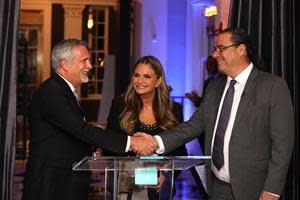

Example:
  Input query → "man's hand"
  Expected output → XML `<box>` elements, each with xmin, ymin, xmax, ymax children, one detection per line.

<box><xmin>259</xmin><ymin>191</ymin><xmax>279</xmax><ymax>200</ymax></box>
<box><xmin>185</xmin><ymin>90</ymin><xmax>201</xmax><ymax>107</ymax></box>
<box><xmin>130</xmin><ymin>132</ymin><xmax>158</xmax><ymax>155</ymax></box>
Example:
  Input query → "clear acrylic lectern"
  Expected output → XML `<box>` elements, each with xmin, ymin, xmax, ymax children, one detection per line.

<box><xmin>73</xmin><ymin>156</ymin><xmax>211</xmax><ymax>200</ymax></box>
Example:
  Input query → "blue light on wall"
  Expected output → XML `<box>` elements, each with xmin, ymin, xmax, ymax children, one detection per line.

<box><xmin>166</xmin><ymin>0</ymin><xmax>186</xmax><ymax>99</ymax></box>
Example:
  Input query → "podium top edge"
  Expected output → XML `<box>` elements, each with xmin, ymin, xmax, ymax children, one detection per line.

<box><xmin>86</xmin><ymin>155</ymin><xmax>212</xmax><ymax>161</ymax></box>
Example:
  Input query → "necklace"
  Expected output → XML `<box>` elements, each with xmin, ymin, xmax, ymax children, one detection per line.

<box><xmin>143</xmin><ymin>105</ymin><xmax>152</xmax><ymax>110</ymax></box>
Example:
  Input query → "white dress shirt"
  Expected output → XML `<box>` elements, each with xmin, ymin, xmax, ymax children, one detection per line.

<box><xmin>211</xmin><ymin>63</ymin><xmax>253</xmax><ymax>182</ymax></box>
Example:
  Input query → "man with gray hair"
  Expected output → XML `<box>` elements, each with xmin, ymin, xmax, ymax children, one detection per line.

<box><xmin>22</xmin><ymin>39</ymin><xmax>156</xmax><ymax>200</ymax></box>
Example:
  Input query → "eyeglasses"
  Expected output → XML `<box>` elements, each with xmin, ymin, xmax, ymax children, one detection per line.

<box><xmin>213</xmin><ymin>43</ymin><xmax>239</xmax><ymax>53</ymax></box>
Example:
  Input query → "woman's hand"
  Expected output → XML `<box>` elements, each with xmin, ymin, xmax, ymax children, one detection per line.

<box><xmin>145</xmin><ymin>175</ymin><xmax>166</xmax><ymax>189</ymax></box>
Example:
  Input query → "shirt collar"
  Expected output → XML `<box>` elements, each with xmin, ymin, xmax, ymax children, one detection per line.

<box><xmin>226</xmin><ymin>62</ymin><xmax>253</xmax><ymax>86</ymax></box>
<box><xmin>56</xmin><ymin>72</ymin><xmax>76</xmax><ymax>93</ymax></box>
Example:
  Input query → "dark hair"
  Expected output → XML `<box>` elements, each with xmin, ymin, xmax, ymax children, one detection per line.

<box><xmin>217</xmin><ymin>28</ymin><xmax>264</xmax><ymax>69</ymax></box>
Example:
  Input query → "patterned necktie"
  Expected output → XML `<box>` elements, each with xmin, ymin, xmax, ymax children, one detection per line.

<box><xmin>212</xmin><ymin>79</ymin><xmax>237</xmax><ymax>170</ymax></box>
<box><xmin>73</xmin><ymin>90</ymin><xmax>80</xmax><ymax>104</ymax></box>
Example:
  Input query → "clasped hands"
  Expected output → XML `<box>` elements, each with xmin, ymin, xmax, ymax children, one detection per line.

<box><xmin>130</xmin><ymin>132</ymin><xmax>158</xmax><ymax>155</ymax></box>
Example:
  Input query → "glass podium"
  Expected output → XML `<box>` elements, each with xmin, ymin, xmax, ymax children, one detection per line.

<box><xmin>73</xmin><ymin>156</ymin><xmax>211</xmax><ymax>200</ymax></box>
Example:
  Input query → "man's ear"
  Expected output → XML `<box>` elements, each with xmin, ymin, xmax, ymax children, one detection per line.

<box><xmin>60</xmin><ymin>59</ymin><xmax>69</xmax><ymax>71</ymax></box>
<box><xmin>238</xmin><ymin>44</ymin><xmax>247</xmax><ymax>57</ymax></box>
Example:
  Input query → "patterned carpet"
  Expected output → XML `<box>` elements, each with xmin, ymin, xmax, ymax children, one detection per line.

<box><xmin>13</xmin><ymin>160</ymin><xmax>207</xmax><ymax>200</ymax></box>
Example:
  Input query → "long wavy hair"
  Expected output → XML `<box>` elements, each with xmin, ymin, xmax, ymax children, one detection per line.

<box><xmin>120</xmin><ymin>55</ymin><xmax>179</xmax><ymax>135</ymax></box>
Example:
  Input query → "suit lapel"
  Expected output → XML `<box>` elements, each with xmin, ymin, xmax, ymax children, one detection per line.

<box><xmin>231</xmin><ymin>67</ymin><xmax>259</xmax><ymax>134</ymax></box>
<box><xmin>52</xmin><ymin>73</ymin><xmax>85</xmax><ymax>118</ymax></box>
<box><xmin>212</xmin><ymin>77</ymin><xmax>227</xmax><ymax>123</ymax></box>
<box><xmin>206</xmin><ymin>76</ymin><xmax>227</xmax><ymax>150</ymax></box>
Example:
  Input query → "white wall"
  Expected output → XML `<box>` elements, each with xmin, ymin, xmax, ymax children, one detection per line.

<box><xmin>140</xmin><ymin>0</ymin><xmax>168</xmax><ymax>69</ymax></box>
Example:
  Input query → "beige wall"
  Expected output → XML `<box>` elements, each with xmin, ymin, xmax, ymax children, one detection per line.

<box><xmin>20</xmin><ymin>0</ymin><xmax>118</xmax><ymax>81</ymax></box>
<box><xmin>21</xmin><ymin>1</ymin><xmax>52</xmax><ymax>81</ymax></box>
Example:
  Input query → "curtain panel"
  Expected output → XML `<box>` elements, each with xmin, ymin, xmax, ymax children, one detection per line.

<box><xmin>0</xmin><ymin>0</ymin><xmax>20</xmax><ymax>199</ymax></box>
<box><xmin>228</xmin><ymin>0</ymin><xmax>299</xmax><ymax>199</ymax></box>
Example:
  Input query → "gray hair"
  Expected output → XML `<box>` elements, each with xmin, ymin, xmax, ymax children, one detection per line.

<box><xmin>51</xmin><ymin>39</ymin><xmax>88</xmax><ymax>69</ymax></box>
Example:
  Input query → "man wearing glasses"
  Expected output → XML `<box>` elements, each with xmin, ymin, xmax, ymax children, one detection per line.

<box><xmin>134</xmin><ymin>28</ymin><xmax>294</xmax><ymax>200</ymax></box>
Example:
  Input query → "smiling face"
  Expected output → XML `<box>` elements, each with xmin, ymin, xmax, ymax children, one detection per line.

<box><xmin>131</xmin><ymin>63</ymin><xmax>161</xmax><ymax>98</ymax></box>
<box><xmin>212</xmin><ymin>33</ymin><xmax>240</xmax><ymax>75</ymax></box>
<box><xmin>61</xmin><ymin>45</ymin><xmax>92</xmax><ymax>88</ymax></box>
<box><xmin>212</xmin><ymin>32</ymin><xmax>250</xmax><ymax>78</ymax></box>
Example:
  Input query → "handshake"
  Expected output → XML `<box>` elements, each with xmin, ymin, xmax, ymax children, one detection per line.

<box><xmin>130</xmin><ymin>132</ymin><xmax>159</xmax><ymax>155</ymax></box>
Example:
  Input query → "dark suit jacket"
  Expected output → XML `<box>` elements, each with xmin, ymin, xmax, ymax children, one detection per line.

<box><xmin>22</xmin><ymin>73</ymin><xmax>128</xmax><ymax>200</ymax></box>
<box><xmin>160</xmin><ymin>67</ymin><xmax>294</xmax><ymax>199</ymax></box>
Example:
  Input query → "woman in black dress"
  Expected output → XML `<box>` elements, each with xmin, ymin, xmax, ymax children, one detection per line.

<box><xmin>105</xmin><ymin>55</ymin><xmax>187</xmax><ymax>199</ymax></box>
